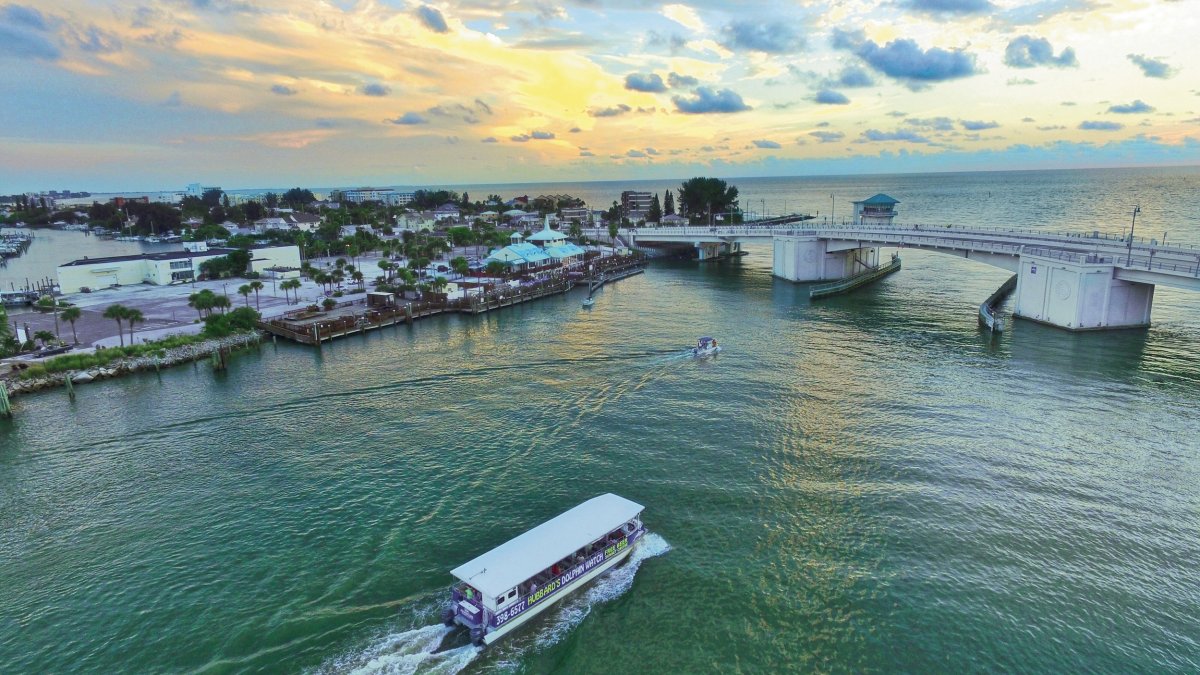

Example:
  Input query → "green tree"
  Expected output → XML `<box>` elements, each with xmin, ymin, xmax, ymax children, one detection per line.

<box><xmin>664</xmin><ymin>190</ymin><xmax>675</xmax><ymax>216</ymax></box>
<box><xmin>34</xmin><ymin>330</ymin><xmax>57</xmax><ymax>348</ymax></box>
<box><xmin>322</xmin><ymin>298</ymin><xmax>337</xmax><ymax>311</ymax></box>
<box><xmin>201</xmin><ymin>188</ymin><xmax>224</xmax><ymax>208</ymax></box>
<box><xmin>125</xmin><ymin>308</ymin><xmax>144</xmax><ymax>344</ymax></box>
<box><xmin>450</xmin><ymin>256</ymin><xmax>469</xmax><ymax>278</ymax></box>
<box><xmin>103</xmin><ymin>304</ymin><xmax>128</xmax><ymax>347</ymax></box>
<box><xmin>677</xmin><ymin>177</ymin><xmax>739</xmax><ymax>224</ymax></box>
<box><xmin>281</xmin><ymin>278</ymin><xmax>301</xmax><ymax>304</ymax></box>
<box><xmin>0</xmin><ymin>305</ymin><xmax>18</xmax><ymax>356</ymax></box>
<box><xmin>608</xmin><ymin>221</ymin><xmax>620</xmax><ymax>253</ymax></box>
<box><xmin>188</xmin><ymin>290</ymin><xmax>218</xmax><ymax>318</ymax></box>
<box><xmin>60</xmin><ymin>306</ymin><xmax>82</xmax><ymax>345</ymax></box>
<box><xmin>485</xmin><ymin>260</ymin><xmax>507</xmax><ymax>277</ymax></box>
<box><xmin>212</xmin><ymin>294</ymin><xmax>232</xmax><ymax>314</ymax></box>
<box><xmin>647</xmin><ymin>193</ymin><xmax>662</xmax><ymax>223</ymax></box>
<box><xmin>568</xmin><ymin>221</ymin><xmax>582</xmax><ymax>240</ymax></box>
<box><xmin>238</xmin><ymin>284</ymin><xmax>252</xmax><ymax>307</ymax></box>
<box><xmin>249</xmin><ymin>281</ymin><xmax>264</xmax><ymax>310</ymax></box>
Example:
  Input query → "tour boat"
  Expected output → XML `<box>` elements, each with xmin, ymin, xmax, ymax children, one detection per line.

<box><xmin>691</xmin><ymin>336</ymin><xmax>721</xmax><ymax>357</ymax></box>
<box><xmin>443</xmin><ymin>493</ymin><xmax>645</xmax><ymax>646</ymax></box>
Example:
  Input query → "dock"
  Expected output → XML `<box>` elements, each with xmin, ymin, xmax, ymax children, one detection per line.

<box><xmin>259</xmin><ymin>257</ymin><xmax>646</xmax><ymax>346</ymax></box>
<box><xmin>810</xmin><ymin>254</ymin><xmax>902</xmax><ymax>300</ymax></box>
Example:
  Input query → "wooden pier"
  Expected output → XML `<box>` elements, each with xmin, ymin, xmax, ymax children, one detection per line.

<box><xmin>258</xmin><ymin>257</ymin><xmax>646</xmax><ymax>346</ymax></box>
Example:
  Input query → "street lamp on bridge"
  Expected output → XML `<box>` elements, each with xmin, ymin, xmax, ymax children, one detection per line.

<box><xmin>1126</xmin><ymin>204</ymin><xmax>1140</xmax><ymax>266</ymax></box>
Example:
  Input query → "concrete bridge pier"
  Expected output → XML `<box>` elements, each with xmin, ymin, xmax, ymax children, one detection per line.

<box><xmin>1013</xmin><ymin>252</ymin><xmax>1154</xmax><ymax>330</ymax></box>
<box><xmin>695</xmin><ymin>241</ymin><xmax>733</xmax><ymax>260</ymax></box>
<box><xmin>772</xmin><ymin>235</ymin><xmax>880</xmax><ymax>282</ymax></box>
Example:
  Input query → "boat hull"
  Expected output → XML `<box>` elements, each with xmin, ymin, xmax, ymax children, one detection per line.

<box><xmin>481</xmin><ymin>542</ymin><xmax>634</xmax><ymax>644</ymax></box>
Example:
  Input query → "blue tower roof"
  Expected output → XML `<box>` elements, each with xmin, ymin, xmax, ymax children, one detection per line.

<box><xmin>855</xmin><ymin>194</ymin><xmax>900</xmax><ymax>205</ymax></box>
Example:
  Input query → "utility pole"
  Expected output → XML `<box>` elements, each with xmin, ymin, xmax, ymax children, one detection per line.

<box><xmin>831</xmin><ymin>194</ymin><xmax>835</xmax><ymax>224</ymax></box>
<box><xmin>1126</xmin><ymin>204</ymin><xmax>1140</xmax><ymax>266</ymax></box>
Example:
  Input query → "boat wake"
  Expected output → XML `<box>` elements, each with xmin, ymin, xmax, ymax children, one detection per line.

<box><xmin>314</xmin><ymin>533</ymin><xmax>670</xmax><ymax>675</ymax></box>
<box><xmin>314</xmin><ymin>624</ymin><xmax>479</xmax><ymax>675</ymax></box>
<box><xmin>530</xmin><ymin>532</ymin><xmax>671</xmax><ymax>650</ymax></box>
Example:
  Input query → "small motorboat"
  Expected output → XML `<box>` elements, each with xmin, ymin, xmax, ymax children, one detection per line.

<box><xmin>582</xmin><ymin>296</ymin><xmax>595</xmax><ymax>307</ymax></box>
<box><xmin>691</xmin><ymin>336</ymin><xmax>721</xmax><ymax>357</ymax></box>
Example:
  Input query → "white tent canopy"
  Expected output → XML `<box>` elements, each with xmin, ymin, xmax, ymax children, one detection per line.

<box><xmin>450</xmin><ymin>494</ymin><xmax>643</xmax><ymax>598</ymax></box>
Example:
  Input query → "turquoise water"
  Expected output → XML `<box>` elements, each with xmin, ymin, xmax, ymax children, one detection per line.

<box><xmin>3</xmin><ymin>167</ymin><xmax>1200</xmax><ymax>673</ymax></box>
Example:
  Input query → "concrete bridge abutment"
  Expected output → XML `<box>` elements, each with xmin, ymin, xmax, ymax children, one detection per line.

<box><xmin>772</xmin><ymin>235</ymin><xmax>879</xmax><ymax>282</ymax></box>
<box><xmin>1013</xmin><ymin>253</ymin><xmax>1154</xmax><ymax>331</ymax></box>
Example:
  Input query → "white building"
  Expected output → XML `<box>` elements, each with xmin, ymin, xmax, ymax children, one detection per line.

<box><xmin>252</xmin><ymin>213</ymin><xmax>322</xmax><ymax>233</ymax></box>
<box><xmin>342</xmin><ymin>188</ymin><xmax>415</xmax><ymax>206</ymax></box>
<box><xmin>851</xmin><ymin>194</ymin><xmax>899</xmax><ymax>226</ymax></box>
<box><xmin>57</xmin><ymin>245</ymin><xmax>301</xmax><ymax>293</ymax></box>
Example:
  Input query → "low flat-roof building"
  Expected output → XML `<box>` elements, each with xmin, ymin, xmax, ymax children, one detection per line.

<box><xmin>57</xmin><ymin>245</ymin><xmax>301</xmax><ymax>293</ymax></box>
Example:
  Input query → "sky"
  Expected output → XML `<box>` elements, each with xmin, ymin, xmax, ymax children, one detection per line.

<box><xmin>1</xmin><ymin>0</ymin><xmax>1198</xmax><ymax>192</ymax></box>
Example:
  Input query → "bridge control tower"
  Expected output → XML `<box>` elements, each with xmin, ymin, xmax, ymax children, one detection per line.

<box><xmin>852</xmin><ymin>194</ymin><xmax>899</xmax><ymax>226</ymax></box>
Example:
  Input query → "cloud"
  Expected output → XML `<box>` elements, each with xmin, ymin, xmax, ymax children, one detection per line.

<box><xmin>579</xmin><ymin>150</ymin><xmax>595</xmax><ymax>157</ymax></box>
<box><xmin>863</xmin><ymin>129</ymin><xmax>931</xmax><ymax>143</ymax></box>
<box><xmin>626</xmin><ymin>149</ymin><xmax>647</xmax><ymax>157</ymax></box>
<box><xmin>187</xmin><ymin>0</ymin><xmax>261</xmax><ymax>14</ymax></box>
<box><xmin>1127</xmin><ymin>54</ymin><xmax>1174</xmax><ymax>79</ymax></box>
<box><xmin>163</xmin><ymin>91</ymin><xmax>182</xmax><ymax>107</ymax></box>
<box><xmin>1004</xmin><ymin>36</ymin><xmax>1077</xmax><ymax>68</ymax></box>
<box><xmin>74</xmin><ymin>24</ymin><xmax>122</xmax><ymax>54</ymax></box>
<box><xmin>672</xmin><ymin>87</ymin><xmax>751</xmax><ymax>114</ymax></box>
<box><xmin>569</xmin><ymin>127</ymin><xmax>582</xmax><ymax>133</ymax></box>
<box><xmin>815</xmin><ymin>89</ymin><xmax>850</xmax><ymax>105</ymax></box>
<box><xmin>624</xmin><ymin>72</ymin><xmax>666</xmax><ymax>93</ymax></box>
<box><xmin>1079</xmin><ymin>120</ymin><xmax>1123</xmax><ymax>131</ymax></box>
<box><xmin>810</xmin><ymin>131</ymin><xmax>845</xmax><ymax>143</ymax></box>
<box><xmin>668</xmin><ymin>72</ymin><xmax>699</xmax><ymax>88</ymax></box>
<box><xmin>901</xmin><ymin>0</ymin><xmax>994</xmax><ymax>16</ymax></box>
<box><xmin>841</xmin><ymin>36</ymin><xmax>978</xmax><ymax>86</ymax></box>
<box><xmin>905</xmin><ymin>117</ymin><xmax>954</xmax><ymax>131</ymax></box>
<box><xmin>427</xmin><ymin>100</ymin><xmax>493</xmax><ymax>124</ymax></box>
<box><xmin>645</xmin><ymin>147</ymin><xmax>659</xmax><ymax>155</ymax></box>
<box><xmin>0</xmin><ymin>4</ymin><xmax>61</xmax><ymax>60</ymax></box>
<box><xmin>387</xmin><ymin>112</ymin><xmax>428</xmax><ymax>125</ymax></box>
<box><xmin>961</xmin><ymin>119</ymin><xmax>1000</xmax><ymax>130</ymax></box>
<box><xmin>997</xmin><ymin>0</ymin><xmax>1096</xmax><ymax>25</ymax></box>
<box><xmin>315</xmin><ymin>119</ymin><xmax>336</xmax><ymax>129</ymax></box>
<box><xmin>361</xmin><ymin>83</ymin><xmax>390</xmax><ymax>97</ymax></box>
<box><xmin>270</xmin><ymin>84</ymin><xmax>298</xmax><ymax>96</ymax></box>
<box><xmin>416</xmin><ymin>5</ymin><xmax>450</xmax><ymax>33</ymax></box>
<box><xmin>481</xmin><ymin>136</ymin><xmax>498</xmax><ymax>143</ymax></box>
<box><xmin>720</xmin><ymin>21</ymin><xmax>802</xmax><ymax>54</ymax></box>
<box><xmin>834</xmin><ymin>67</ymin><xmax>874</xmax><ymax>88</ymax></box>
<box><xmin>1108</xmin><ymin>100</ymin><xmax>1154</xmax><ymax>114</ymax></box>
<box><xmin>589</xmin><ymin>104</ymin><xmax>632</xmax><ymax>117</ymax></box>
<box><xmin>753</xmin><ymin>139</ymin><xmax>782</xmax><ymax>149</ymax></box>
<box><xmin>1007</xmin><ymin>77</ymin><xmax>1037</xmax><ymax>85</ymax></box>
<box><xmin>511</xmin><ymin>130</ymin><xmax>556</xmax><ymax>142</ymax></box>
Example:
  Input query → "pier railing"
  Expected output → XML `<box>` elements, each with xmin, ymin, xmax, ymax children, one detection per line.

<box><xmin>810</xmin><ymin>255</ymin><xmax>902</xmax><ymax>299</ymax></box>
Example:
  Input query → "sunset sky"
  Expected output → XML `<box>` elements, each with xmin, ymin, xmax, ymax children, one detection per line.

<box><xmin>1</xmin><ymin>0</ymin><xmax>1197</xmax><ymax>192</ymax></box>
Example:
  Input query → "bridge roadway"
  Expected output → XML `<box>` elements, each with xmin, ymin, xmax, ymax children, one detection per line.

<box><xmin>582</xmin><ymin>222</ymin><xmax>1200</xmax><ymax>330</ymax></box>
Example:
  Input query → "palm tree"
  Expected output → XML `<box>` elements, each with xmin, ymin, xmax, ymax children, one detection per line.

<box><xmin>34</xmin><ymin>330</ymin><xmax>57</xmax><ymax>348</ymax></box>
<box><xmin>60</xmin><ymin>306</ymin><xmax>82</xmax><ymax>345</ymax></box>
<box><xmin>103</xmin><ymin>304</ymin><xmax>127</xmax><ymax>347</ymax></box>
<box><xmin>249</xmin><ymin>280</ymin><xmax>264</xmax><ymax>310</ymax></box>
<box><xmin>125</xmin><ymin>308</ymin><xmax>144</xmax><ymax>344</ymax></box>
<box><xmin>352</xmin><ymin>270</ymin><xmax>364</xmax><ymax>291</ymax></box>
<box><xmin>608</xmin><ymin>221</ymin><xmax>620</xmax><ymax>255</ymax></box>
<box><xmin>212</xmin><ymin>295</ymin><xmax>231</xmax><ymax>314</ymax></box>
<box><xmin>188</xmin><ymin>290</ymin><xmax>212</xmax><ymax>318</ymax></box>
<box><xmin>282</xmin><ymin>278</ymin><xmax>301</xmax><ymax>304</ymax></box>
<box><xmin>238</xmin><ymin>284</ymin><xmax>252</xmax><ymax>307</ymax></box>
<box><xmin>450</xmin><ymin>256</ymin><xmax>469</xmax><ymax>279</ymax></box>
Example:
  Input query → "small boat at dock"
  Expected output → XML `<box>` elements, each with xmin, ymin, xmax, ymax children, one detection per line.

<box><xmin>443</xmin><ymin>493</ymin><xmax>645</xmax><ymax>646</ymax></box>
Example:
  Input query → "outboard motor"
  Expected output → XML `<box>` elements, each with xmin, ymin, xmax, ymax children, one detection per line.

<box><xmin>441</xmin><ymin>607</ymin><xmax>456</xmax><ymax>626</ymax></box>
<box><xmin>470</xmin><ymin>626</ymin><xmax>486</xmax><ymax>646</ymax></box>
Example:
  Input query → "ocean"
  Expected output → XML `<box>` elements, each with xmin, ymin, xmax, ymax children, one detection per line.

<box><xmin>2</xmin><ymin>166</ymin><xmax>1199</xmax><ymax>673</ymax></box>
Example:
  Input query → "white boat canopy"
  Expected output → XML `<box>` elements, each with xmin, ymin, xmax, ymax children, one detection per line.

<box><xmin>450</xmin><ymin>493</ymin><xmax>643</xmax><ymax>598</ymax></box>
